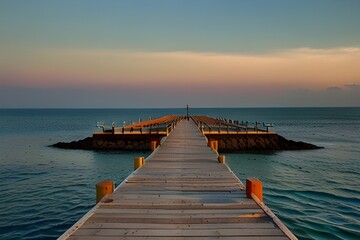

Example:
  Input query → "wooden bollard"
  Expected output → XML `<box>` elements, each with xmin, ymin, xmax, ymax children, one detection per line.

<box><xmin>151</xmin><ymin>140</ymin><xmax>158</xmax><ymax>151</ymax></box>
<box><xmin>218</xmin><ymin>155</ymin><xmax>225</xmax><ymax>164</ymax></box>
<box><xmin>134</xmin><ymin>157</ymin><xmax>144</xmax><ymax>170</ymax></box>
<box><xmin>96</xmin><ymin>180</ymin><xmax>114</xmax><ymax>203</ymax></box>
<box><xmin>246</xmin><ymin>178</ymin><xmax>263</xmax><ymax>202</ymax></box>
<box><xmin>208</xmin><ymin>140</ymin><xmax>218</xmax><ymax>152</ymax></box>
<box><xmin>213</xmin><ymin>141</ymin><xmax>218</xmax><ymax>152</ymax></box>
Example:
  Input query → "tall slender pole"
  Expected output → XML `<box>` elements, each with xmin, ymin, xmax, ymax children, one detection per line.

<box><xmin>186</xmin><ymin>104</ymin><xmax>189</xmax><ymax>120</ymax></box>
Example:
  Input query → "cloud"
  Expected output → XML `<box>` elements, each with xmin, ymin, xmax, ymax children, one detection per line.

<box><xmin>285</xmin><ymin>47</ymin><xmax>360</xmax><ymax>55</ymax></box>
<box><xmin>326</xmin><ymin>86</ymin><xmax>342</xmax><ymax>91</ymax></box>
<box><xmin>344</xmin><ymin>84</ymin><xmax>360</xmax><ymax>90</ymax></box>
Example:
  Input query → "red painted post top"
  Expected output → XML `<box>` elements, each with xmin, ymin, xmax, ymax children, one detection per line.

<box><xmin>246</xmin><ymin>178</ymin><xmax>263</xmax><ymax>202</ymax></box>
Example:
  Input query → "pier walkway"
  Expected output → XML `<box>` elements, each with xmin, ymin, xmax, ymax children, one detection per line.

<box><xmin>61</xmin><ymin>120</ymin><xmax>294</xmax><ymax>239</ymax></box>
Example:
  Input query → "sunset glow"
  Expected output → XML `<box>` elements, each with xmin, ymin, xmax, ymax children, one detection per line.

<box><xmin>0</xmin><ymin>1</ymin><xmax>359</xmax><ymax>107</ymax></box>
<box><xmin>1</xmin><ymin>47</ymin><xmax>359</xmax><ymax>90</ymax></box>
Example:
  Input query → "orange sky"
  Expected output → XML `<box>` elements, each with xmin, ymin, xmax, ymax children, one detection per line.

<box><xmin>1</xmin><ymin>47</ymin><xmax>359</xmax><ymax>91</ymax></box>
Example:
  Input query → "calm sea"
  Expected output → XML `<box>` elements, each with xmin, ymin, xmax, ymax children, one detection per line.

<box><xmin>0</xmin><ymin>108</ymin><xmax>359</xmax><ymax>240</ymax></box>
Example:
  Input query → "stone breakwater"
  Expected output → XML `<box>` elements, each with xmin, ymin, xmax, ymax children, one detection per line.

<box><xmin>92</xmin><ymin>138</ymin><xmax>150</xmax><ymax>151</ymax></box>
<box><xmin>206</xmin><ymin>133</ymin><xmax>321</xmax><ymax>152</ymax></box>
<box><xmin>51</xmin><ymin>133</ymin><xmax>321</xmax><ymax>152</ymax></box>
<box><xmin>52</xmin><ymin>137</ymin><xmax>93</xmax><ymax>150</ymax></box>
<box><xmin>51</xmin><ymin>134</ymin><xmax>163</xmax><ymax>151</ymax></box>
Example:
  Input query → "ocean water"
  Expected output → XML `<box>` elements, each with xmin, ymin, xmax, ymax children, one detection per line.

<box><xmin>0</xmin><ymin>108</ymin><xmax>359</xmax><ymax>240</ymax></box>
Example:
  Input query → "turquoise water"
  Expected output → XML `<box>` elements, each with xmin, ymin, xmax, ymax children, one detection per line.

<box><xmin>0</xmin><ymin>108</ymin><xmax>359</xmax><ymax>239</ymax></box>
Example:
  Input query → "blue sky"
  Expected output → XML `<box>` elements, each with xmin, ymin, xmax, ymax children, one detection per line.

<box><xmin>1</xmin><ymin>0</ymin><xmax>360</xmax><ymax>107</ymax></box>
<box><xmin>2</xmin><ymin>0</ymin><xmax>360</xmax><ymax>52</ymax></box>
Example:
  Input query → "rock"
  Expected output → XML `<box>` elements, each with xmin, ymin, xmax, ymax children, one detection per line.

<box><xmin>218</xmin><ymin>140</ymin><xmax>226</xmax><ymax>149</ymax></box>
<box><xmin>51</xmin><ymin>132</ymin><xmax>322</xmax><ymax>153</ymax></box>
<box><xmin>238</xmin><ymin>138</ymin><xmax>246</xmax><ymax>150</ymax></box>
<box><xmin>205</xmin><ymin>133</ymin><xmax>322</xmax><ymax>153</ymax></box>
<box><xmin>51</xmin><ymin>137</ymin><xmax>93</xmax><ymax>150</ymax></box>
<box><xmin>125</xmin><ymin>145</ymin><xmax>133</xmax><ymax>150</ymax></box>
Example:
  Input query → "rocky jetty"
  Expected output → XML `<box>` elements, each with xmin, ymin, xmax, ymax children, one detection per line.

<box><xmin>92</xmin><ymin>138</ymin><xmax>151</xmax><ymax>151</ymax></box>
<box><xmin>51</xmin><ymin>133</ymin><xmax>321</xmax><ymax>152</ymax></box>
<box><xmin>207</xmin><ymin>134</ymin><xmax>322</xmax><ymax>152</ymax></box>
<box><xmin>51</xmin><ymin>137</ymin><xmax>94</xmax><ymax>150</ymax></box>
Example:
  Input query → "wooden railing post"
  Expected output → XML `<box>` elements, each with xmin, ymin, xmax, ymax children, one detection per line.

<box><xmin>208</xmin><ymin>140</ymin><xmax>218</xmax><ymax>152</ymax></box>
<box><xmin>151</xmin><ymin>140</ymin><xmax>158</xmax><ymax>151</ymax></box>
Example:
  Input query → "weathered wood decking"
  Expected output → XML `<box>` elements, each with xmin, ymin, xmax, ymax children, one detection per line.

<box><xmin>61</xmin><ymin>120</ymin><xmax>294</xmax><ymax>239</ymax></box>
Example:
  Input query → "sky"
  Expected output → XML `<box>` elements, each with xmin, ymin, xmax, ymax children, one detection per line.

<box><xmin>0</xmin><ymin>0</ymin><xmax>360</xmax><ymax>108</ymax></box>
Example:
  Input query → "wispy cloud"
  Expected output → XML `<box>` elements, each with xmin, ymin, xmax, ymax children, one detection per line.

<box><xmin>344</xmin><ymin>84</ymin><xmax>360</xmax><ymax>90</ymax></box>
<box><xmin>284</xmin><ymin>47</ymin><xmax>360</xmax><ymax>55</ymax></box>
<box><xmin>1</xmin><ymin>47</ymin><xmax>360</xmax><ymax>92</ymax></box>
<box><xmin>326</xmin><ymin>86</ymin><xmax>342</xmax><ymax>91</ymax></box>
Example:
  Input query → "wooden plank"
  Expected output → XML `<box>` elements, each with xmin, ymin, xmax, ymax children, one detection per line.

<box><xmin>122</xmin><ymin>184</ymin><xmax>242</xmax><ymax>188</ymax></box>
<box><xmin>110</xmin><ymin>190</ymin><xmax>245</xmax><ymax>196</ymax></box>
<box><xmin>80</xmin><ymin>222</ymin><xmax>277</xmax><ymax>229</ymax></box>
<box><xmin>104</xmin><ymin>193</ymin><xmax>250</xmax><ymax>200</ymax></box>
<box><xmin>86</xmin><ymin>216</ymin><xmax>273</xmax><ymax>224</ymax></box>
<box><xmin>103</xmin><ymin>194</ymin><xmax>250</xmax><ymax>200</ymax></box>
<box><xmin>98</xmin><ymin>203</ymin><xmax>259</xmax><ymax>210</ymax></box>
<box><xmin>102</xmin><ymin>197</ymin><xmax>250</xmax><ymax>202</ymax></box>
<box><xmin>68</xmin><ymin>236</ymin><xmax>291</xmax><ymax>240</ymax></box>
<box><xmin>72</xmin><ymin>228</ymin><xmax>285</xmax><ymax>237</ymax></box>
<box><xmin>94</xmin><ymin>208</ymin><xmax>265</xmax><ymax>215</ymax></box>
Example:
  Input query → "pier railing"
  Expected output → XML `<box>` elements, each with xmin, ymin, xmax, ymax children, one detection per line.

<box><xmin>98</xmin><ymin>115</ymin><xmax>273</xmax><ymax>135</ymax></box>
<box><xmin>97</xmin><ymin>115</ymin><xmax>185</xmax><ymax>135</ymax></box>
<box><xmin>192</xmin><ymin>115</ymin><xmax>272</xmax><ymax>134</ymax></box>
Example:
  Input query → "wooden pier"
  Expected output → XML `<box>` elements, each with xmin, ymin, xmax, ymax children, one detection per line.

<box><xmin>60</xmin><ymin>119</ymin><xmax>297</xmax><ymax>239</ymax></box>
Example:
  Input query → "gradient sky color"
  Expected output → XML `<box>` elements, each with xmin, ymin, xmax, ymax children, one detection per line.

<box><xmin>1</xmin><ymin>0</ymin><xmax>360</xmax><ymax>108</ymax></box>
